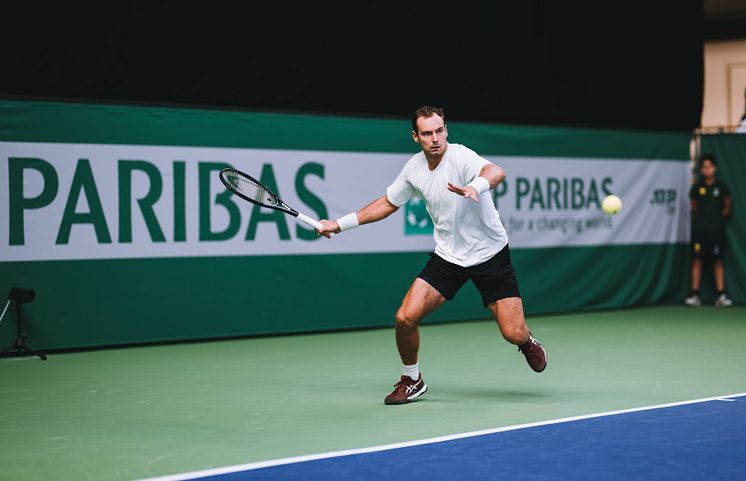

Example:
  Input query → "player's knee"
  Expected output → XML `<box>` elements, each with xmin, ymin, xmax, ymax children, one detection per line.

<box><xmin>501</xmin><ymin>324</ymin><xmax>528</xmax><ymax>345</ymax></box>
<box><xmin>395</xmin><ymin>309</ymin><xmax>419</xmax><ymax>330</ymax></box>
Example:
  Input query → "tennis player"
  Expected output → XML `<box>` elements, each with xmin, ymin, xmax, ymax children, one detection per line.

<box><xmin>317</xmin><ymin>106</ymin><xmax>547</xmax><ymax>405</ymax></box>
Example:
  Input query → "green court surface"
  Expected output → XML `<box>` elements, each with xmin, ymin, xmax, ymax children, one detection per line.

<box><xmin>1</xmin><ymin>305</ymin><xmax>744</xmax><ymax>481</ymax></box>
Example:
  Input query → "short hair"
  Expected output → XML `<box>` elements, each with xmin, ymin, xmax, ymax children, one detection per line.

<box><xmin>412</xmin><ymin>106</ymin><xmax>445</xmax><ymax>133</ymax></box>
<box><xmin>700</xmin><ymin>154</ymin><xmax>716</xmax><ymax>167</ymax></box>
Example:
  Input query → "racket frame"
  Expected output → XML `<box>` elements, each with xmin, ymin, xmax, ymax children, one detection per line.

<box><xmin>219</xmin><ymin>168</ymin><xmax>323</xmax><ymax>230</ymax></box>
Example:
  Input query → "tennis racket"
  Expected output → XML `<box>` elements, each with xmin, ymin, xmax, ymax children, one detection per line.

<box><xmin>219</xmin><ymin>168</ymin><xmax>323</xmax><ymax>230</ymax></box>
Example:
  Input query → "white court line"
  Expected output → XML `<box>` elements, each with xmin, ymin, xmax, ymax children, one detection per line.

<box><xmin>134</xmin><ymin>391</ymin><xmax>746</xmax><ymax>481</ymax></box>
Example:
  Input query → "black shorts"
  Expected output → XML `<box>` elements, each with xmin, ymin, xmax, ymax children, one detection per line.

<box><xmin>417</xmin><ymin>245</ymin><xmax>520</xmax><ymax>307</ymax></box>
<box><xmin>691</xmin><ymin>231</ymin><xmax>725</xmax><ymax>260</ymax></box>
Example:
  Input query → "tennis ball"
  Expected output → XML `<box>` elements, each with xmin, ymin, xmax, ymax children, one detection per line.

<box><xmin>602</xmin><ymin>195</ymin><xmax>622</xmax><ymax>215</ymax></box>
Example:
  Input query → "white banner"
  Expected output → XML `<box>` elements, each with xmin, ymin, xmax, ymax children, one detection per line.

<box><xmin>0</xmin><ymin>142</ymin><xmax>689</xmax><ymax>261</ymax></box>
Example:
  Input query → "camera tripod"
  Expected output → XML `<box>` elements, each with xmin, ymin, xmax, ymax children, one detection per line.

<box><xmin>0</xmin><ymin>288</ymin><xmax>46</xmax><ymax>361</ymax></box>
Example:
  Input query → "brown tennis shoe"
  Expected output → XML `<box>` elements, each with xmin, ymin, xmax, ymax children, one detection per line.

<box><xmin>518</xmin><ymin>332</ymin><xmax>548</xmax><ymax>372</ymax></box>
<box><xmin>384</xmin><ymin>375</ymin><xmax>428</xmax><ymax>405</ymax></box>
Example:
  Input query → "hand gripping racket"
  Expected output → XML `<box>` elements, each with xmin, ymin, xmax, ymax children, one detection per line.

<box><xmin>219</xmin><ymin>168</ymin><xmax>323</xmax><ymax>230</ymax></box>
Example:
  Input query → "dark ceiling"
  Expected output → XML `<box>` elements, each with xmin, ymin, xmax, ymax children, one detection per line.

<box><xmin>0</xmin><ymin>3</ymin><xmax>706</xmax><ymax>132</ymax></box>
<box><xmin>704</xmin><ymin>0</ymin><xmax>746</xmax><ymax>40</ymax></box>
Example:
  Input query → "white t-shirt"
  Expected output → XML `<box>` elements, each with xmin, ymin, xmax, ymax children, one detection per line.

<box><xmin>386</xmin><ymin>143</ymin><xmax>508</xmax><ymax>267</ymax></box>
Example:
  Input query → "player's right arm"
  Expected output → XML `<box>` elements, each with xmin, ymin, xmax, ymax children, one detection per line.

<box><xmin>317</xmin><ymin>195</ymin><xmax>399</xmax><ymax>237</ymax></box>
<box><xmin>357</xmin><ymin>195</ymin><xmax>400</xmax><ymax>224</ymax></box>
<box><xmin>317</xmin><ymin>159</ymin><xmax>413</xmax><ymax>238</ymax></box>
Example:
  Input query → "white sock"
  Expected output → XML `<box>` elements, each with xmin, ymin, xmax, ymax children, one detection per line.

<box><xmin>403</xmin><ymin>362</ymin><xmax>420</xmax><ymax>381</ymax></box>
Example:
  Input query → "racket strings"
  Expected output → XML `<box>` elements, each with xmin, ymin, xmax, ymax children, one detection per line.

<box><xmin>232</xmin><ymin>175</ymin><xmax>278</xmax><ymax>206</ymax></box>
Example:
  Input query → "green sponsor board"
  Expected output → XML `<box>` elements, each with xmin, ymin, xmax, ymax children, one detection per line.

<box><xmin>0</xmin><ymin>100</ymin><xmax>688</xmax><ymax>158</ymax></box>
<box><xmin>405</xmin><ymin>198</ymin><xmax>434</xmax><ymax>236</ymax></box>
<box><xmin>0</xmin><ymin>244</ymin><xmax>688</xmax><ymax>351</ymax></box>
<box><xmin>0</xmin><ymin>100</ymin><xmax>691</xmax><ymax>350</ymax></box>
<box><xmin>0</xmin><ymin>143</ymin><xmax>688</xmax><ymax>259</ymax></box>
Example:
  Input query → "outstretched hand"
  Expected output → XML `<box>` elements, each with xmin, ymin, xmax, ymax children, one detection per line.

<box><xmin>447</xmin><ymin>183</ymin><xmax>480</xmax><ymax>202</ymax></box>
<box><xmin>316</xmin><ymin>219</ymin><xmax>339</xmax><ymax>238</ymax></box>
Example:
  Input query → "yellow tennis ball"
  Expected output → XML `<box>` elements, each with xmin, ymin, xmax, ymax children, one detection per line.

<box><xmin>602</xmin><ymin>195</ymin><xmax>622</xmax><ymax>215</ymax></box>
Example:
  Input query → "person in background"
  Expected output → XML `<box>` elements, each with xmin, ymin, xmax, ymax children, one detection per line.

<box><xmin>684</xmin><ymin>154</ymin><xmax>733</xmax><ymax>307</ymax></box>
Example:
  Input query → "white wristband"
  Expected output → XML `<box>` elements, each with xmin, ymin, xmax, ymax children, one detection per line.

<box><xmin>336</xmin><ymin>212</ymin><xmax>359</xmax><ymax>232</ymax></box>
<box><xmin>466</xmin><ymin>176</ymin><xmax>490</xmax><ymax>195</ymax></box>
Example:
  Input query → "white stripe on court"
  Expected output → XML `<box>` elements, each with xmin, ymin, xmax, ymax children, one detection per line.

<box><xmin>133</xmin><ymin>391</ymin><xmax>746</xmax><ymax>481</ymax></box>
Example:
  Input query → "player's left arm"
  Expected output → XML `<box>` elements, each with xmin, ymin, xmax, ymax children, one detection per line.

<box><xmin>447</xmin><ymin>162</ymin><xmax>505</xmax><ymax>203</ymax></box>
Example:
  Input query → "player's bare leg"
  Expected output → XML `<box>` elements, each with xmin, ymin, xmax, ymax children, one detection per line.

<box><xmin>714</xmin><ymin>259</ymin><xmax>725</xmax><ymax>292</ymax></box>
<box><xmin>385</xmin><ymin>278</ymin><xmax>445</xmax><ymax>405</ymax></box>
<box><xmin>488</xmin><ymin>297</ymin><xmax>529</xmax><ymax>345</ymax></box>
<box><xmin>685</xmin><ymin>258</ymin><xmax>704</xmax><ymax>306</ymax></box>
<box><xmin>488</xmin><ymin>297</ymin><xmax>547</xmax><ymax>372</ymax></box>
<box><xmin>713</xmin><ymin>259</ymin><xmax>733</xmax><ymax>307</ymax></box>
<box><xmin>395</xmin><ymin>278</ymin><xmax>446</xmax><ymax>365</ymax></box>
<box><xmin>691</xmin><ymin>258</ymin><xmax>703</xmax><ymax>292</ymax></box>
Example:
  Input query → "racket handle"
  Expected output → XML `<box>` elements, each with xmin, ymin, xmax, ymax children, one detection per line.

<box><xmin>296</xmin><ymin>212</ymin><xmax>323</xmax><ymax>230</ymax></box>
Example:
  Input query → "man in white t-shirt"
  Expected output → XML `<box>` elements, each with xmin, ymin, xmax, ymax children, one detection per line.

<box><xmin>317</xmin><ymin>106</ymin><xmax>547</xmax><ymax>405</ymax></box>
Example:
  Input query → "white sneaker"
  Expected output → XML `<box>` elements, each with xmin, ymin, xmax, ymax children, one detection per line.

<box><xmin>684</xmin><ymin>294</ymin><xmax>701</xmax><ymax>307</ymax></box>
<box><xmin>715</xmin><ymin>293</ymin><xmax>733</xmax><ymax>308</ymax></box>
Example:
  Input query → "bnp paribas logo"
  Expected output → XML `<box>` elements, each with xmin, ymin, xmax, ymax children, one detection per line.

<box><xmin>405</xmin><ymin>198</ymin><xmax>433</xmax><ymax>235</ymax></box>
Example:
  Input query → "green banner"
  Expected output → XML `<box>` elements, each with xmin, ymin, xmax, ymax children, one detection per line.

<box><xmin>0</xmin><ymin>100</ymin><xmax>691</xmax><ymax>351</ymax></box>
<box><xmin>0</xmin><ymin>100</ymin><xmax>688</xmax><ymax>158</ymax></box>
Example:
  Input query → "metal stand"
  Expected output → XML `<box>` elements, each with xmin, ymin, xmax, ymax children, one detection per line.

<box><xmin>0</xmin><ymin>289</ymin><xmax>46</xmax><ymax>361</ymax></box>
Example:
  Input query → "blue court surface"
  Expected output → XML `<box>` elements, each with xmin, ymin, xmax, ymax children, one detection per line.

<box><xmin>140</xmin><ymin>393</ymin><xmax>746</xmax><ymax>481</ymax></box>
